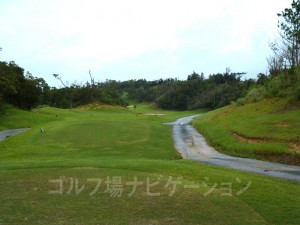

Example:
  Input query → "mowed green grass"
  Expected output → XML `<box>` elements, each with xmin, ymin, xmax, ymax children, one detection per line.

<box><xmin>193</xmin><ymin>98</ymin><xmax>300</xmax><ymax>165</ymax></box>
<box><xmin>0</xmin><ymin>104</ymin><xmax>300</xmax><ymax>225</ymax></box>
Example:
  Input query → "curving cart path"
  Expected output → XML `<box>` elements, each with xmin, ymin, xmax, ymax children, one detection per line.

<box><xmin>0</xmin><ymin>128</ymin><xmax>29</xmax><ymax>142</ymax></box>
<box><xmin>166</xmin><ymin>115</ymin><xmax>300</xmax><ymax>183</ymax></box>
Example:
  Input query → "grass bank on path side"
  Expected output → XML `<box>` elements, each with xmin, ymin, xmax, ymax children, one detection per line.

<box><xmin>193</xmin><ymin>98</ymin><xmax>300</xmax><ymax>165</ymax></box>
<box><xmin>0</xmin><ymin>104</ymin><xmax>299</xmax><ymax>225</ymax></box>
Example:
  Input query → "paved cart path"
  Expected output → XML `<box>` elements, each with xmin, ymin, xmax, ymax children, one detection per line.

<box><xmin>166</xmin><ymin>115</ymin><xmax>300</xmax><ymax>183</ymax></box>
<box><xmin>0</xmin><ymin>128</ymin><xmax>29</xmax><ymax>142</ymax></box>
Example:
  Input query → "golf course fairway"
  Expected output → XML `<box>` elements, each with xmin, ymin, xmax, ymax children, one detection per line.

<box><xmin>0</xmin><ymin>105</ymin><xmax>299</xmax><ymax>225</ymax></box>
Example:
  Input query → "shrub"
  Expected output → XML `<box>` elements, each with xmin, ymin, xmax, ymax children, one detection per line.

<box><xmin>266</xmin><ymin>76</ymin><xmax>282</xmax><ymax>96</ymax></box>
<box><xmin>245</xmin><ymin>86</ymin><xmax>267</xmax><ymax>103</ymax></box>
<box><xmin>236</xmin><ymin>98</ymin><xmax>246</xmax><ymax>106</ymax></box>
<box><xmin>292</xmin><ymin>85</ymin><xmax>300</xmax><ymax>101</ymax></box>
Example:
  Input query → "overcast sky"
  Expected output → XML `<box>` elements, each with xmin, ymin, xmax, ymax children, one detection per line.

<box><xmin>0</xmin><ymin>0</ymin><xmax>292</xmax><ymax>87</ymax></box>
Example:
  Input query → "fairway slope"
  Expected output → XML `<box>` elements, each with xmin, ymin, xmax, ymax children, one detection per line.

<box><xmin>193</xmin><ymin>98</ymin><xmax>300</xmax><ymax>166</ymax></box>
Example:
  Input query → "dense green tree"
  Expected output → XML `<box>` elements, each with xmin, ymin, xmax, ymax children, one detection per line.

<box><xmin>0</xmin><ymin>61</ymin><xmax>44</xmax><ymax>109</ymax></box>
<box><xmin>277</xmin><ymin>0</ymin><xmax>300</xmax><ymax>67</ymax></box>
<box><xmin>256</xmin><ymin>73</ymin><xmax>268</xmax><ymax>85</ymax></box>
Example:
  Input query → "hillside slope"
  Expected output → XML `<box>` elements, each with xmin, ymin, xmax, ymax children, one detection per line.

<box><xmin>193</xmin><ymin>98</ymin><xmax>300</xmax><ymax>165</ymax></box>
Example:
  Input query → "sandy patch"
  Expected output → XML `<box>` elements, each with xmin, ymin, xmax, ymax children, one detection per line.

<box><xmin>232</xmin><ymin>132</ymin><xmax>268</xmax><ymax>144</ymax></box>
<box><xmin>144</xmin><ymin>113</ymin><xmax>165</xmax><ymax>116</ymax></box>
<box><xmin>273</xmin><ymin>123</ymin><xmax>290</xmax><ymax>127</ymax></box>
<box><xmin>233</xmin><ymin>132</ymin><xmax>300</xmax><ymax>154</ymax></box>
<box><xmin>289</xmin><ymin>143</ymin><xmax>300</xmax><ymax>153</ymax></box>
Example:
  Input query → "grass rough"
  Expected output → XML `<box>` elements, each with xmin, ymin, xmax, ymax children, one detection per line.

<box><xmin>193</xmin><ymin>98</ymin><xmax>300</xmax><ymax>165</ymax></box>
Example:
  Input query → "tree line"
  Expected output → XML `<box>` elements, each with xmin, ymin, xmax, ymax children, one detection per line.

<box><xmin>122</xmin><ymin>70</ymin><xmax>254</xmax><ymax>110</ymax></box>
<box><xmin>0</xmin><ymin>60</ymin><xmax>256</xmax><ymax>111</ymax></box>
<box><xmin>0</xmin><ymin>61</ymin><xmax>297</xmax><ymax>113</ymax></box>
<box><xmin>0</xmin><ymin>61</ymin><xmax>127</xmax><ymax>111</ymax></box>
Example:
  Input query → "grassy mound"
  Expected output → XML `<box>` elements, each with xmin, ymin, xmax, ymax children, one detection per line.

<box><xmin>193</xmin><ymin>98</ymin><xmax>300</xmax><ymax>165</ymax></box>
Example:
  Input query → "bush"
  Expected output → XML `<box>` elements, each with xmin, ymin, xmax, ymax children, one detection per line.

<box><xmin>292</xmin><ymin>85</ymin><xmax>300</xmax><ymax>101</ymax></box>
<box><xmin>0</xmin><ymin>103</ymin><xmax>4</xmax><ymax>114</ymax></box>
<box><xmin>265</xmin><ymin>72</ymin><xmax>299</xmax><ymax>97</ymax></box>
<box><xmin>245</xmin><ymin>86</ymin><xmax>267</xmax><ymax>103</ymax></box>
<box><xmin>236</xmin><ymin>98</ymin><xmax>246</xmax><ymax>106</ymax></box>
<box><xmin>293</xmin><ymin>71</ymin><xmax>300</xmax><ymax>101</ymax></box>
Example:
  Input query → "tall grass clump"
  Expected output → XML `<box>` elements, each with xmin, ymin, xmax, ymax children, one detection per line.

<box><xmin>237</xmin><ymin>68</ymin><xmax>300</xmax><ymax>106</ymax></box>
<box><xmin>245</xmin><ymin>86</ymin><xmax>267</xmax><ymax>103</ymax></box>
<box><xmin>266</xmin><ymin>69</ymin><xmax>300</xmax><ymax>98</ymax></box>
